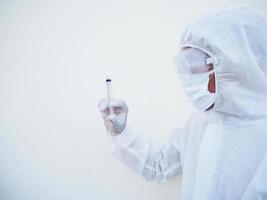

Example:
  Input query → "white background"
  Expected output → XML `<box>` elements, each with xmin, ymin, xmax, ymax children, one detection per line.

<box><xmin>0</xmin><ymin>0</ymin><xmax>266</xmax><ymax>199</ymax></box>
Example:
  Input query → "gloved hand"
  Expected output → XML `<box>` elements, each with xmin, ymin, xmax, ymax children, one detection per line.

<box><xmin>98</xmin><ymin>99</ymin><xmax>128</xmax><ymax>136</ymax></box>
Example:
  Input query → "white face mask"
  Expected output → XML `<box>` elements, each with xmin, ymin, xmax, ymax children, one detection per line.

<box><xmin>174</xmin><ymin>48</ymin><xmax>216</xmax><ymax>111</ymax></box>
<box><xmin>178</xmin><ymin>70</ymin><xmax>215</xmax><ymax>111</ymax></box>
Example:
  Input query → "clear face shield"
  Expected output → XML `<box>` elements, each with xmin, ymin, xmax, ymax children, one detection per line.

<box><xmin>173</xmin><ymin>47</ymin><xmax>216</xmax><ymax>111</ymax></box>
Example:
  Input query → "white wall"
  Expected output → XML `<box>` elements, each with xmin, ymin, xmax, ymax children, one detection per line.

<box><xmin>0</xmin><ymin>0</ymin><xmax>266</xmax><ymax>199</ymax></box>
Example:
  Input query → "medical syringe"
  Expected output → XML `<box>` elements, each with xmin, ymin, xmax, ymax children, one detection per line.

<box><xmin>106</xmin><ymin>76</ymin><xmax>114</xmax><ymax>115</ymax></box>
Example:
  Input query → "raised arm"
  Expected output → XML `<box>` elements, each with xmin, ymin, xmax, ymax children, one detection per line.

<box><xmin>99</xmin><ymin>98</ymin><xmax>184</xmax><ymax>183</ymax></box>
<box><xmin>108</xmin><ymin>126</ymin><xmax>183</xmax><ymax>183</ymax></box>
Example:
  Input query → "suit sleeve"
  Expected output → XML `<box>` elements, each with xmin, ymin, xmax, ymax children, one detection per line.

<box><xmin>106</xmin><ymin>124</ymin><xmax>188</xmax><ymax>183</ymax></box>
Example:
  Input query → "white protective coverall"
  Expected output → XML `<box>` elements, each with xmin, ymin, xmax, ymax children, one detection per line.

<box><xmin>106</xmin><ymin>7</ymin><xmax>267</xmax><ymax>200</ymax></box>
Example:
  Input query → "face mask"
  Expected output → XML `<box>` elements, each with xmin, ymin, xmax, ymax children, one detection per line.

<box><xmin>178</xmin><ymin>70</ymin><xmax>215</xmax><ymax>111</ymax></box>
<box><xmin>174</xmin><ymin>47</ymin><xmax>216</xmax><ymax>111</ymax></box>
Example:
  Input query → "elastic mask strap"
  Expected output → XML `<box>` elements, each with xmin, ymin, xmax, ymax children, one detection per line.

<box><xmin>207</xmin><ymin>69</ymin><xmax>215</xmax><ymax>76</ymax></box>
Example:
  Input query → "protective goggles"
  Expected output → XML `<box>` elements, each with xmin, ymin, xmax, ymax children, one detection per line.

<box><xmin>173</xmin><ymin>48</ymin><xmax>215</xmax><ymax>74</ymax></box>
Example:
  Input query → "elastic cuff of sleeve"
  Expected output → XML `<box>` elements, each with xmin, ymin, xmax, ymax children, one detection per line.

<box><xmin>106</xmin><ymin>125</ymin><xmax>137</xmax><ymax>148</ymax></box>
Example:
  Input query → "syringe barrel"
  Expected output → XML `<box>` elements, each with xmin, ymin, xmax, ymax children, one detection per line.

<box><xmin>106</xmin><ymin>77</ymin><xmax>114</xmax><ymax>115</ymax></box>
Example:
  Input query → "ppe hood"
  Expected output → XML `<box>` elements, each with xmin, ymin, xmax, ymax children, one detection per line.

<box><xmin>180</xmin><ymin>6</ymin><xmax>267</xmax><ymax>122</ymax></box>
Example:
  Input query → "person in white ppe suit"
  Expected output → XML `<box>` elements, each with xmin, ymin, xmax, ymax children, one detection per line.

<box><xmin>98</xmin><ymin>6</ymin><xmax>267</xmax><ymax>200</ymax></box>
